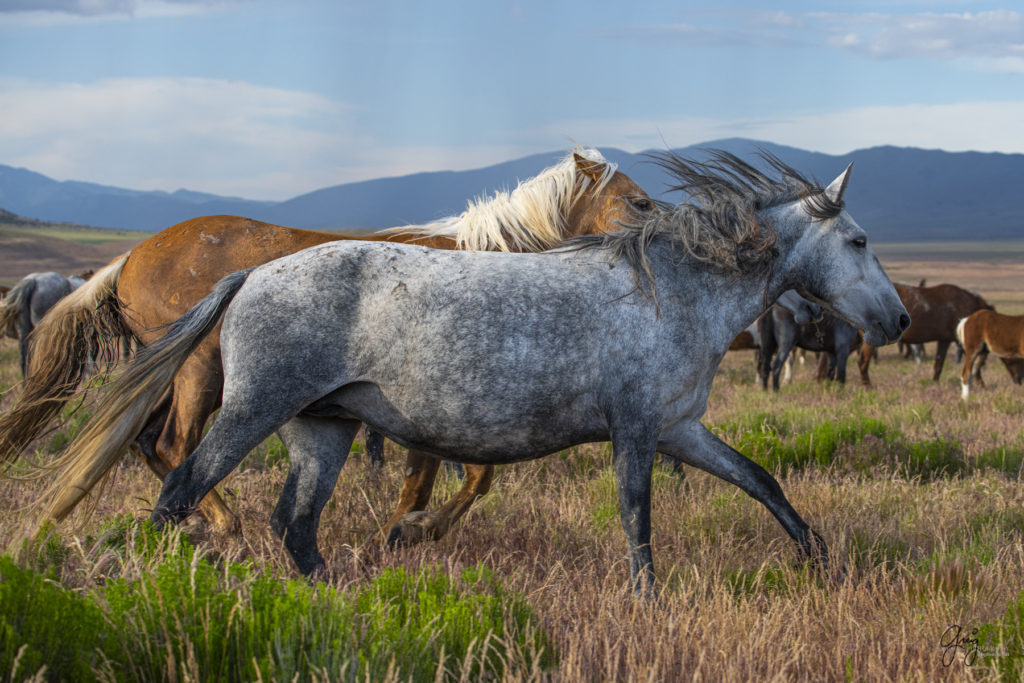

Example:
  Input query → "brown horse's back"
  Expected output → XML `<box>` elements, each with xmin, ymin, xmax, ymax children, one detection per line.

<box><xmin>896</xmin><ymin>282</ymin><xmax>990</xmax><ymax>344</ymax></box>
<box><xmin>965</xmin><ymin>309</ymin><xmax>1024</xmax><ymax>357</ymax></box>
<box><xmin>119</xmin><ymin>215</ymin><xmax>454</xmax><ymax>342</ymax></box>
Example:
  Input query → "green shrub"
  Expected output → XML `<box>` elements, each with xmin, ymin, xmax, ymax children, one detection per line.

<box><xmin>977</xmin><ymin>590</ymin><xmax>1024</xmax><ymax>678</ymax></box>
<box><xmin>352</xmin><ymin>564</ymin><xmax>557</xmax><ymax>681</ymax></box>
<box><xmin>6</xmin><ymin>515</ymin><xmax>556</xmax><ymax>682</ymax></box>
<box><xmin>718</xmin><ymin>413</ymin><xmax>889</xmax><ymax>475</ymax></box>
<box><xmin>0</xmin><ymin>556</ymin><xmax>119</xmax><ymax>682</ymax></box>
<box><xmin>900</xmin><ymin>438</ymin><xmax>966</xmax><ymax>479</ymax></box>
<box><xmin>723</xmin><ymin>566</ymin><xmax>793</xmax><ymax>596</ymax></box>
<box><xmin>976</xmin><ymin>446</ymin><xmax>1024</xmax><ymax>475</ymax></box>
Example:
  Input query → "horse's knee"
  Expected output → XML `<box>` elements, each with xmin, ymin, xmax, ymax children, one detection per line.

<box><xmin>464</xmin><ymin>465</ymin><xmax>494</xmax><ymax>497</ymax></box>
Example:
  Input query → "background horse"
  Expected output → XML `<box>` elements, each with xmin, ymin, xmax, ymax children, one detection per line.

<box><xmin>730</xmin><ymin>292</ymin><xmax>820</xmax><ymax>386</ymax></box>
<box><xmin>897</xmin><ymin>279</ymin><xmax>927</xmax><ymax>361</ymax></box>
<box><xmin>758</xmin><ymin>308</ymin><xmax>867</xmax><ymax>390</ymax></box>
<box><xmin>957</xmin><ymin>310</ymin><xmax>1024</xmax><ymax>399</ymax></box>
<box><xmin>37</xmin><ymin>151</ymin><xmax>908</xmax><ymax>592</ymax></box>
<box><xmin>869</xmin><ymin>282</ymin><xmax>992</xmax><ymax>382</ymax></box>
<box><xmin>0</xmin><ymin>271</ymin><xmax>89</xmax><ymax>376</ymax></box>
<box><xmin>0</xmin><ymin>149</ymin><xmax>654</xmax><ymax>544</ymax></box>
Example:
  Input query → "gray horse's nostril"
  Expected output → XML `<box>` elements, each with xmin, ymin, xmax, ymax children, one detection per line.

<box><xmin>898</xmin><ymin>313</ymin><xmax>911</xmax><ymax>333</ymax></box>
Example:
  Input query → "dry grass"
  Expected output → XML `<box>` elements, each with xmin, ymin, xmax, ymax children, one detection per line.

<box><xmin>1</xmin><ymin>256</ymin><xmax>1023</xmax><ymax>681</ymax></box>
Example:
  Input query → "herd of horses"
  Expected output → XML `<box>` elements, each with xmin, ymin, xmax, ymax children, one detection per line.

<box><xmin>742</xmin><ymin>280</ymin><xmax>1024</xmax><ymax>394</ymax></box>
<box><xmin>0</xmin><ymin>147</ymin><xmax>1012</xmax><ymax>593</ymax></box>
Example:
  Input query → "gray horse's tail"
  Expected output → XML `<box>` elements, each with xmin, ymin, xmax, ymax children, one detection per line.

<box><xmin>0</xmin><ymin>276</ymin><xmax>34</xmax><ymax>339</ymax></box>
<box><xmin>0</xmin><ymin>255</ymin><xmax>133</xmax><ymax>467</ymax></box>
<box><xmin>37</xmin><ymin>267</ymin><xmax>255</xmax><ymax>525</ymax></box>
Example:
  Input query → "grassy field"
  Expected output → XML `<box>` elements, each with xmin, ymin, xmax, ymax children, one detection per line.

<box><xmin>0</xmin><ymin>224</ymin><xmax>151</xmax><ymax>245</ymax></box>
<box><xmin>1</xmin><ymin>255</ymin><xmax>1023</xmax><ymax>681</ymax></box>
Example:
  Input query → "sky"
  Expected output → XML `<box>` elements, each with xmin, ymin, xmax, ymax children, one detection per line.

<box><xmin>1</xmin><ymin>0</ymin><xmax>1023</xmax><ymax>200</ymax></box>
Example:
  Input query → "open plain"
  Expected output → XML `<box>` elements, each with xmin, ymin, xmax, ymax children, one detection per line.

<box><xmin>1</xmin><ymin>241</ymin><xmax>1023</xmax><ymax>681</ymax></box>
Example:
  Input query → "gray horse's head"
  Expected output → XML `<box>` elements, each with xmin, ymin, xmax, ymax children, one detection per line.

<box><xmin>779</xmin><ymin>165</ymin><xmax>909</xmax><ymax>346</ymax></box>
<box><xmin>775</xmin><ymin>289</ymin><xmax>822</xmax><ymax>325</ymax></box>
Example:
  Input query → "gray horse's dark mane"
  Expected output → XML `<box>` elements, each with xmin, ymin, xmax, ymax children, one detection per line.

<box><xmin>557</xmin><ymin>149</ymin><xmax>842</xmax><ymax>301</ymax></box>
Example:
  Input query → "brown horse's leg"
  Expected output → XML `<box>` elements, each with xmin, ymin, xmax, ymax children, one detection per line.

<box><xmin>858</xmin><ymin>343</ymin><xmax>872</xmax><ymax>386</ymax></box>
<box><xmin>960</xmin><ymin>338</ymin><xmax>984</xmax><ymax>400</ymax></box>
<box><xmin>379</xmin><ymin>451</ymin><xmax>440</xmax><ymax>545</ymax></box>
<box><xmin>153</xmin><ymin>350</ymin><xmax>240</xmax><ymax>534</ymax></box>
<box><xmin>974</xmin><ymin>352</ymin><xmax>987</xmax><ymax>388</ymax></box>
<box><xmin>932</xmin><ymin>340</ymin><xmax>951</xmax><ymax>381</ymax></box>
<box><xmin>384</xmin><ymin>452</ymin><xmax>494</xmax><ymax>547</ymax></box>
<box><xmin>814</xmin><ymin>352</ymin><xmax>830</xmax><ymax>381</ymax></box>
<box><xmin>128</xmin><ymin>394</ymin><xmax>173</xmax><ymax>478</ymax></box>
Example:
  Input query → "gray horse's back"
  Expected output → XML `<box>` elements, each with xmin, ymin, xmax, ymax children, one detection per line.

<box><xmin>219</xmin><ymin>241</ymin><xmax>677</xmax><ymax>461</ymax></box>
<box><xmin>25</xmin><ymin>272</ymin><xmax>75</xmax><ymax>326</ymax></box>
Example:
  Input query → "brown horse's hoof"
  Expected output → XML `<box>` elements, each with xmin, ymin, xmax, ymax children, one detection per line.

<box><xmin>385</xmin><ymin>510</ymin><xmax>442</xmax><ymax>548</ymax></box>
<box><xmin>211</xmin><ymin>514</ymin><xmax>242</xmax><ymax>538</ymax></box>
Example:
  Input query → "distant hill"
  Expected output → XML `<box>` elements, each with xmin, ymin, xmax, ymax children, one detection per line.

<box><xmin>0</xmin><ymin>211</ymin><xmax>146</xmax><ymax>283</ymax></box>
<box><xmin>2</xmin><ymin>139</ymin><xmax>1022</xmax><ymax>241</ymax></box>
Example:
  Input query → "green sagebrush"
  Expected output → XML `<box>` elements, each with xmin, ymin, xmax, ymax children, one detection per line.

<box><xmin>713</xmin><ymin>411</ymin><xmax>1022</xmax><ymax>479</ymax></box>
<box><xmin>0</xmin><ymin>556</ymin><xmax>118</xmax><ymax>682</ymax></box>
<box><xmin>2</xmin><ymin>522</ymin><xmax>556</xmax><ymax>682</ymax></box>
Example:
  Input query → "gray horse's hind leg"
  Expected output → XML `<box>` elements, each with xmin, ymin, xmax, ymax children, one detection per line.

<box><xmin>17</xmin><ymin>308</ymin><xmax>32</xmax><ymax>378</ymax></box>
<box><xmin>364</xmin><ymin>428</ymin><xmax>385</xmax><ymax>467</ymax></box>
<box><xmin>659</xmin><ymin>422</ymin><xmax>829</xmax><ymax>570</ymax></box>
<box><xmin>610</xmin><ymin>423</ymin><xmax>658</xmax><ymax>596</ymax></box>
<box><xmin>273</xmin><ymin>416</ymin><xmax>360</xmax><ymax>575</ymax></box>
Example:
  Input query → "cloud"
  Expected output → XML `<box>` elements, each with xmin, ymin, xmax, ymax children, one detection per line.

<box><xmin>4</xmin><ymin>79</ymin><xmax>1024</xmax><ymax>202</ymax></box>
<box><xmin>522</xmin><ymin>101</ymin><xmax>1024</xmax><ymax>157</ymax></box>
<box><xmin>608</xmin><ymin>9</ymin><xmax>1024</xmax><ymax>72</ymax></box>
<box><xmin>603</xmin><ymin>14</ymin><xmax>812</xmax><ymax>50</ymax></box>
<box><xmin>0</xmin><ymin>77</ymin><xmax>540</xmax><ymax>200</ymax></box>
<box><xmin>813</xmin><ymin>10</ymin><xmax>1024</xmax><ymax>66</ymax></box>
<box><xmin>0</xmin><ymin>77</ymin><xmax>367</xmax><ymax>199</ymax></box>
<box><xmin>0</xmin><ymin>0</ymin><xmax>233</xmax><ymax>19</ymax></box>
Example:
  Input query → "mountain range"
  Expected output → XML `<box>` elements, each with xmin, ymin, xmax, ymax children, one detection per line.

<box><xmin>1</xmin><ymin>138</ymin><xmax>1021</xmax><ymax>241</ymax></box>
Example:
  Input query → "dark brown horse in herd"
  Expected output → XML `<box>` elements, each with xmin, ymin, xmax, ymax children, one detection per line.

<box><xmin>0</xmin><ymin>150</ymin><xmax>654</xmax><ymax>545</ymax></box>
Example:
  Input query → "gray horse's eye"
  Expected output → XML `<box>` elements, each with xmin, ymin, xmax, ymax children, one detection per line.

<box><xmin>851</xmin><ymin>236</ymin><xmax>867</xmax><ymax>249</ymax></box>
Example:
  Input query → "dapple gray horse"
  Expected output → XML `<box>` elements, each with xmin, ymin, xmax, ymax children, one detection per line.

<box><xmin>0</xmin><ymin>272</ymin><xmax>86</xmax><ymax>377</ymax></box>
<box><xmin>758</xmin><ymin>308</ymin><xmax>863</xmax><ymax>390</ymax></box>
<box><xmin>43</xmin><ymin>152</ymin><xmax>909</xmax><ymax>594</ymax></box>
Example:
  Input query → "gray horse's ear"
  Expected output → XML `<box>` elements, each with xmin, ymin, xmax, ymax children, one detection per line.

<box><xmin>574</xmin><ymin>152</ymin><xmax>607</xmax><ymax>182</ymax></box>
<box><xmin>825</xmin><ymin>163</ymin><xmax>853</xmax><ymax>203</ymax></box>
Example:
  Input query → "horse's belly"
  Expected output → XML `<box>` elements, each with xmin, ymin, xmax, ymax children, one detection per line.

<box><xmin>304</xmin><ymin>380</ymin><xmax>607</xmax><ymax>463</ymax></box>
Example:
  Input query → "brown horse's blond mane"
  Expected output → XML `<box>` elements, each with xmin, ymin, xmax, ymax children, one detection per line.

<box><xmin>558</xmin><ymin>149</ymin><xmax>837</xmax><ymax>306</ymax></box>
<box><xmin>381</xmin><ymin>147</ymin><xmax>617</xmax><ymax>253</ymax></box>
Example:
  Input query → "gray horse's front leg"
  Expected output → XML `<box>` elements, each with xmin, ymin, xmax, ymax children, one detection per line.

<box><xmin>771</xmin><ymin>332</ymin><xmax>796</xmax><ymax>392</ymax></box>
<box><xmin>273</xmin><ymin>416</ymin><xmax>360</xmax><ymax>575</ymax></box>
<box><xmin>611</xmin><ymin>427</ymin><xmax>658</xmax><ymax>597</ymax></box>
<box><xmin>659</xmin><ymin>422</ymin><xmax>828</xmax><ymax>570</ymax></box>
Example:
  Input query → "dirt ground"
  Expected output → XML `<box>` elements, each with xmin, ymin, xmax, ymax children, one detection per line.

<box><xmin>0</xmin><ymin>230</ymin><xmax>144</xmax><ymax>285</ymax></box>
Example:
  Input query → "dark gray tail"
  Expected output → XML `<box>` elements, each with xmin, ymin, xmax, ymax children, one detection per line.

<box><xmin>39</xmin><ymin>268</ymin><xmax>255</xmax><ymax>524</ymax></box>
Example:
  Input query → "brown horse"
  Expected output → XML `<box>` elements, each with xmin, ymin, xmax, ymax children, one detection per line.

<box><xmin>868</xmin><ymin>282</ymin><xmax>993</xmax><ymax>381</ymax></box>
<box><xmin>957</xmin><ymin>310</ymin><xmax>1024</xmax><ymax>399</ymax></box>
<box><xmin>0</xmin><ymin>149</ymin><xmax>654</xmax><ymax>544</ymax></box>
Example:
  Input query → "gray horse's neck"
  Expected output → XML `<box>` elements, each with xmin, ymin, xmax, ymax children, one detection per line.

<box><xmin>645</xmin><ymin>227</ymin><xmax>798</xmax><ymax>347</ymax></box>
